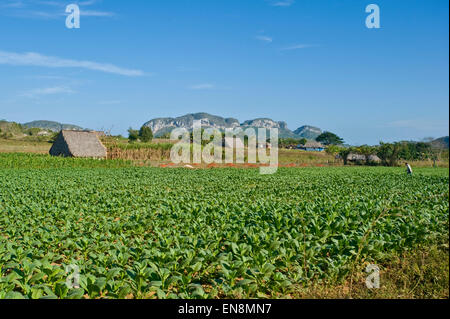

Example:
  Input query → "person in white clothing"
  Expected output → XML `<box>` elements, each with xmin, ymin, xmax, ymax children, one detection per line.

<box><xmin>405</xmin><ymin>163</ymin><xmax>413</xmax><ymax>175</ymax></box>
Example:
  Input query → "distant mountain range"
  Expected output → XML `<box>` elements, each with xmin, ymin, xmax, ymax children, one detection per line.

<box><xmin>431</xmin><ymin>136</ymin><xmax>449</xmax><ymax>149</ymax></box>
<box><xmin>23</xmin><ymin>120</ymin><xmax>83</xmax><ymax>132</ymax></box>
<box><xmin>143</xmin><ymin>112</ymin><xmax>323</xmax><ymax>139</ymax></box>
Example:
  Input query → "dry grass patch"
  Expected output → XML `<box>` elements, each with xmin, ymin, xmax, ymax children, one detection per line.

<box><xmin>0</xmin><ymin>138</ymin><xmax>51</xmax><ymax>154</ymax></box>
<box><xmin>290</xmin><ymin>244</ymin><xmax>449</xmax><ymax>299</ymax></box>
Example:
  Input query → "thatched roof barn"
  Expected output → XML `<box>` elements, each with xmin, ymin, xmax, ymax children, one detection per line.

<box><xmin>347</xmin><ymin>153</ymin><xmax>381</xmax><ymax>162</ymax></box>
<box><xmin>49</xmin><ymin>130</ymin><xmax>107</xmax><ymax>158</ymax></box>
<box><xmin>297</xmin><ymin>141</ymin><xmax>325</xmax><ymax>152</ymax></box>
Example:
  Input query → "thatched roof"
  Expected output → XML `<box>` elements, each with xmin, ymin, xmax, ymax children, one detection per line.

<box><xmin>91</xmin><ymin>131</ymin><xmax>106</xmax><ymax>137</ymax></box>
<box><xmin>367</xmin><ymin>154</ymin><xmax>381</xmax><ymax>162</ymax></box>
<box><xmin>49</xmin><ymin>130</ymin><xmax>107</xmax><ymax>158</ymax></box>
<box><xmin>347</xmin><ymin>153</ymin><xmax>381</xmax><ymax>162</ymax></box>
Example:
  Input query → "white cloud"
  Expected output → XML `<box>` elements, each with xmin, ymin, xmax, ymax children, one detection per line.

<box><xmin>1</xmin><ymin>0</ymin><xmax>115</xmax><ymax>19</ymax></box>
<box><xmin>280</xmin><ymin>44</ymin><xmax>317</xmax><ymax>51</ymax></box>
<box><xmin>189</xmin><ymin>84</ymin><xmax>215</xmax><ymax>90</ymax></box>
<box><xmin>269</xmin><ymin>0</ymin><xmax>295</xmax><ymax>7</ymax></box>
<box><xmin>0</xmin><ymin>50</ymin><xmax>145</xmax><ymax>77</ymax></box>
<box><xmin>256</xmin><ymin>36</ymin><xmax>273</xmax><ymax>43</ymax></box>
<box><xmin>22</xmin><ymin>86</ymin><xmax>75</xmax><ymax>98</ymax></box>
<box><xmin>76</xmin><ymin>0</ymin><xmax>101</xmax><ymax>6</ymax></box>
<box><xmin>30</xmin><ymin>0</ymin><xmax>100</xmax><ymax>7</ymax></box>
<box><xmin>24</xmin><ymin>74</ymin><xmax>67</xmax><ymax>80</ymax></box>
<box><xmin>33</xmin><ymin>1</ymin><xmax>65</xmax><ymax>6</ymax></box>
<box><xmin>80</xmin><ymin>10</ymin><xmax>115</xmax><ymax>17</ymax></box>
<box><xmin>0</xmin><ymin>1</ymin><xmax>25</xmax><ymax>8</ymax></box>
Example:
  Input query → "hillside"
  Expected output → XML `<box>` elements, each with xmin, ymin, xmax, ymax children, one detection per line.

<box><xmin>293</xmin><ymin>125</ymin><xmax>323</xmax><ymax>140</ymax></box>
<box><xmin>23</xmin><ymin>120</ymin><xmax>83</xmax><ymax>132</ymax></box>
<box><xmin>0</xmin><ymin>119</ymin><xmax>84</xmax><ymax>140</ymax></box>
<box><xmin>431</xmin><ymin>136</ymin><xmax>449</xmax><ymax>149</ymax></box>
<box><xmin>0</xmin><ymin>120</ymin><xmax>24</xmax><ymax>136</ymax></box>
<box><xmin>143</xmin><ymin>113</ymin><xmax>240</xmax><ymax>138</ymax></box>
<box><xmin>143</xmin><ymin>112</ymin><xmax>322</xmax><ymax>139</ymax></box>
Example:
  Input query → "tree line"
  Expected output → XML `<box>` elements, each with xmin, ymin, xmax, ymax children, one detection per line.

<box><xmin>128</xmin><ymin>126</ymin><xmax>447</xmax><ymax>167</ymax></box>
<box><xmin>327</xmin><ymin>141</ymin><xmax>445</xmax><ymax>166</ymax></box>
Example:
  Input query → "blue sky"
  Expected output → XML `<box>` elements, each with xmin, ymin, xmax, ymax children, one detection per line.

<box><xmin>0</xmin><ymin>0</ymin><xmax>448</xmax><ymax>145</ymax></box>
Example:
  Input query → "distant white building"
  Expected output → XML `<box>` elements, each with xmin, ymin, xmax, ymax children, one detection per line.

<box><xmin>37</xmin><ymin>131</ymin><xmax>50</xmax><ymax>136</ymax></box>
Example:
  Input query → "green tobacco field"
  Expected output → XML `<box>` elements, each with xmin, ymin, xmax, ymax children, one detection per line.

<box><xmin>0</xmin><ymin>154</ymin><xmax>448</xmax><ymax>299</ymax></box>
